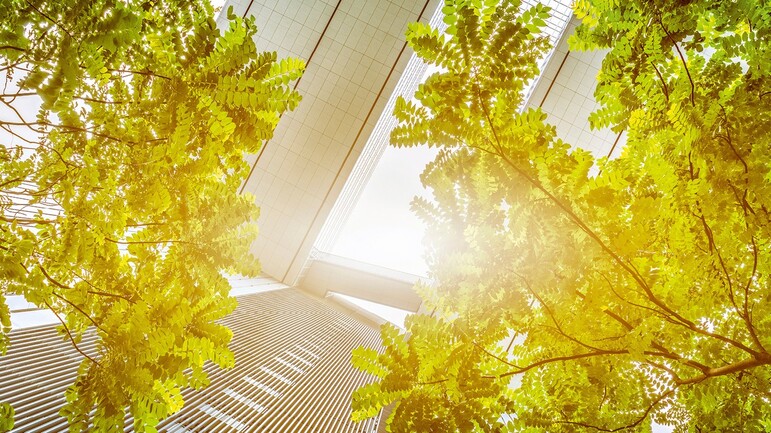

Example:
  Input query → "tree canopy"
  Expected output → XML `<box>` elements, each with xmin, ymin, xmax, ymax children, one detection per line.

<box><xmin>0</xmin><ymin>1</ymin><xmax>302</xmax><ymax>430</ymax></box>
<box><xmin>352</xmin><ymin>0</ymin><xmax>771</xmax><ymax>431</ymax></box>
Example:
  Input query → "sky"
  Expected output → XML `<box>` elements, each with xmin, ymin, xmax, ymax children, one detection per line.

<box><xmin>329</xmin><ymin>144</ymin><xmax>436</xmax><ymax>277</ymax></box>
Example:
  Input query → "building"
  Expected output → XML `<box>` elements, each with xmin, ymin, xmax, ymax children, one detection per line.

<box><xmin>2</xmin><ymin>279</ymin><xmax>385</xmax><ymax>432</ymax></box>
<box><xmin>225</xmin><ymin>0</ymin><xmax>442</xmax><ymax>285</ymax></box>
<box><xmin>0</xmin><ymin>0</ymin><xmax>622</xmax><ymax>431</ymax></box>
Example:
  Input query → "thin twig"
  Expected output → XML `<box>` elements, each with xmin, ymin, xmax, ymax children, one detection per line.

<box><xmin>651</xmin><ymin>62</ymin><xmax>669</xmax><ymax>103</ymax></box>
<box><xmin>24</xmin><ymin>0</ymin><xmax>74</xmax><ymax>39</ymax></box>
<box><xmin>470</xmin><ymin>73</ymin><xmax>757</xmax><ymax>357</ymax></box>
<box><xmin>43</xmin><ymin>300</ymin><xmax>100</xmax><ymax>366</ymax></box>
<box><xmin>659</xmin><ymin>20</ymin><xmax>695</xmax><ymax>106</ymax></box>
<box><xmin>548</xmin><ymin>388</ymin><xmax>674</xmax><ymax>432</ymax></box>
<box><xmin>37</xmin><ymin>265</ymin><xmax>107</xmax><ymax>333</ymax></box>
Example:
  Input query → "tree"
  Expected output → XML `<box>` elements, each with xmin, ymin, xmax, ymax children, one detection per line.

<box><xmin>352</xmin><ymin>0</ymin><xmax>771</xmax><ymax>431</ymax></box>
<box><xmin>0</xmin><ymin>1</ymin><xmax>303</xmax><ymax>430</ymax></box>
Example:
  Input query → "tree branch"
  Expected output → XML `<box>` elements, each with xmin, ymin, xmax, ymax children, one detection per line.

<box><xmin>0</xmin><ymin>215</ymin><xmax>56</xmax><ymax>225</ymax></box>
<box><xmin>66</xmin><ymin>268</ymin><xmax>135</xmax><ymax>304</ymax></box>
<box><xmin>520</xmin><ymin>274</ymin><xmax>608</xmax><ymax>353</ymax></box>
<box><xmin>24</xmin><ymin>0</ymin><xmax>74</xmax><ymax>39</ymax></box>
<box><xmin>651</xmin><ymin>62</ymin><xmax>669</xmax><ymax>103</ymax></box>
<box><xmin>418</xmin><ymin>379</ymin><xmax>449</xmax><ymax>385</ymax></box>
<box><xmin>548</xmin><ymin>388</ymin><xmax>674</xmax><ymax>432</ymax></box>
<box><xmin>0</xmin><ymin>120</ymin><xmax>128</xmax><ymax>143</ymax></box>
<box><xmin>675</xmin><ymin>354</ymin><xmax>771</xmax><ymax>385</ymax></box>
<box><xmin>43</xmin><ymin>300</ymin><xmax>99</xmax><ymax>366</ymax></box>
<box><xmin>659</xmin><ymin>20</ymin><xmax>695</xmax><ymax>106</ymax></box>
<box><xmin>482</xmin><ymin>349</ymin><xmax>629</xmax><ymax>379</ymax></box>
<box><xmin>107</xmin><ymin>68</ymin><xmax>171</xmax><ymax>81</ymax></box>
<box><xmin>470</xmin><ymin>77</ymin><xmax>756</xmax><ymax>357</ymax></box>
<box><xmin>0</xmin><ymin>92</ymin><xmax>37</xmax><ymax>98</ymax></box>
<box><xmin>0</xmin><ymin>45</ymin><xmax>26</xmax><ymax>52</ymax></box>
<box><xmin>104</xmin><ymin>237</ymin><xmax>195</xmax><ymax>246</ymax></box>
<box><xmin>578</xmin><ymin>278</ymin><xmax>711</xmax><ymax>373</ymax></box>
<box><xmin>37</xmin><ymin>265</ymin><xmax>107</xmax><ymax>333</ymax></box>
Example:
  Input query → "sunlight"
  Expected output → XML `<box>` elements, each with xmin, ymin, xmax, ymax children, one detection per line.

<box><xmin>328</xmin><ymin>145</ymin><xmax>437</xmax><ymax>277</ymax></box>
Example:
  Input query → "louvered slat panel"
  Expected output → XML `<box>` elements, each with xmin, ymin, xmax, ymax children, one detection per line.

<box><xmin>0</xmin><ymin>284</ymin><xmax>383</xmax><ymax>433</ymax></box>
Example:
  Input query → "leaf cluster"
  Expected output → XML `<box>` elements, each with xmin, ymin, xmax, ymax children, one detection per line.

<box><xmin>0</xmin><ymin>1</ymin><xmax>303</xmax><ymax>431</ymax></box>
<box><xmin>352</xmin><ymin>0</ymin><xmax>771</xmax><ymax>432</ymax></box>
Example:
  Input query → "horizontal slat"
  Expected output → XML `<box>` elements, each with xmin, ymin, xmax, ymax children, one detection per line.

<box><xmin>0</xmin><ymin>282</ymin><xmax>383</xmax><ymax>432</ymax></box>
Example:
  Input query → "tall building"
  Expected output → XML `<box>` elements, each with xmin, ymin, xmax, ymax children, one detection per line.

<box><xmin>0</xmin><ymin>1</ymin><xmax>623</xmax><ymax>431</ymax></box>
<box><xmin>224</xmin><ymin>0</ymin><xmax>442</xmax><ymax>285</ymax></box>
<box><xmin>2</xmin><ymin>279</ymin><xmax>384</xmax><ymax>432</ymax></box>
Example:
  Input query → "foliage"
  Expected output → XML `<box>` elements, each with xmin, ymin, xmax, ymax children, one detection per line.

<box><xmin>352</xmin><ymin>0</ymin><xmax>771</xmax><ymax>431</ymax></box>
<box><xmin>0</xmin><ymin>1</ymin><xmax>302</xmax><ymax>431</ymax></box>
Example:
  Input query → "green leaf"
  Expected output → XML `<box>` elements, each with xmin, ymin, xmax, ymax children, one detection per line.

<box><xmin>0</xmin><ymin>0</ymin><xmax>303</xmax><ymax>430</ymax></box>
<box><xmin>352</xmin><ymin>0</ymin><xmax>771</xmax><ymax>431</ymax></box>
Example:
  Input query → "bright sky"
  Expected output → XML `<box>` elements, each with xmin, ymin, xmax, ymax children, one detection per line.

<box><xmin>329</xmin><ymin>144</ymin><xmax>436</xmax><ymax>277</ymax></box>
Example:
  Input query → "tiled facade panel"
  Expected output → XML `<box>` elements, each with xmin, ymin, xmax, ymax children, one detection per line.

<box><xmin>526</xmin><ymin>18</ymin><xmax>627</xmax><ymax>158</ymax></box>
<box><xmin>220</xmin><ymin>0</ymin><xmax>441</xmax><ymax>283</ymax></box>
